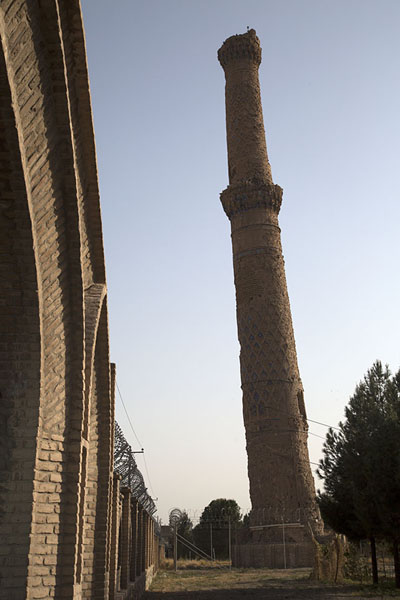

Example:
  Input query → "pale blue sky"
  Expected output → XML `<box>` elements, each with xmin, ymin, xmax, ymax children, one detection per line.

<box><xmin>81</xmin><ymin>0</ymin><xmax>400</xmax><ymax>523</ymax></box>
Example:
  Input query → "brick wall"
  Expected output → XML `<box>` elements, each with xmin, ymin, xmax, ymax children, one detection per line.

<box><xmin>0</xmin><ymin>30</ymin><xmax>41</xmax><ymax>596</ymax></box>
<box><xmin>112</xmin><ymin>495</ymin><xmax>160</xmax><ymax>600</ymax></box>
<box><xmin>0</xmin><ymin>3</ymin><xmax>161</xmax><ymax>598</ymax></box>
<box><xmin>0</xmin><ymin>1</ymin><xmax>113</xmax><ymax>598</ymax></box>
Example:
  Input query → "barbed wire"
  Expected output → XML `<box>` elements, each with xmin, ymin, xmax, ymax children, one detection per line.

<box><xmin>167</xmin><ymin>506</ymin><xmax>315</xmax><ymax>528</ymax></box>
<box><xmin>115</xmin><ymin>380</ymin><xmax>157</xmax><ymax>498</ymax></box>
<box><xmin>114</xmin><ymin>421</ymin><xmax>156</xmax><ymax>515</ymax></box>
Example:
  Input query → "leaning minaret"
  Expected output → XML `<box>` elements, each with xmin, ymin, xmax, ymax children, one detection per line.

<box><xmin>218</xmin><ymin>30</ymin><xmax>322</xmax><ymax>536</ymax></box>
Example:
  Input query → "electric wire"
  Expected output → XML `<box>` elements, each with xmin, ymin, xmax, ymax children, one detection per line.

<box><xmin>115</xmin><ymin>380</ymin><xmax>336</xmax><ymax>501</ymax></box>
<box><xmin>262</xmin><ymin>402</ymin><xmax>341</xmax><ymax>431</ymax></box>
<box><xmin>116</xmin><ymin>380</ymin><xmax>157</xmax><ymax>498</ymax></box>
<box><xmin>116</xmin><ymin>381</ymin><xmax>143</xmax><ymax>449</ymax></box>
<box><xmin>142</xmin><ymin>452</ymin><xmax>156</xmax><ymax>499</ymax></box>
<box><xmin>308</xmin><ymin>431</ymin><xmax>326</xmax><ymax>440</ymax></box>
<box><xmin>307</xmin><ymin>418</ymin><xmax>340</xmax><ymax>431</ymax></box>
<box><xmin>259</xmin><ymin>428</ymin><xmax>328</xmax><ymax>441</ymax></box>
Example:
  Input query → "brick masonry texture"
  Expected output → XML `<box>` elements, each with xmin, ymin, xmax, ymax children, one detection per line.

<box><xmin>0</xmin><ymin>2</ymin><xmax>161</xmax><ymax>599</ymax></box>
<box><xmin>218</xmin><ymin>31</ymin><xmax>323</xmax><ymax>536</ymax></box>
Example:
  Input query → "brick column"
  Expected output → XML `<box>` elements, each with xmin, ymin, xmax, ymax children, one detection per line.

<box><xmin>136</xmin><ymin>506</ymin><xmax>143</xmax><ymax>576</ymax></box>
<box><xmin>149</xmin><ymin>517</ymin><xmax>154</xmax><ymax>566</ymax></box>
<box><xmin>130</xmin><ymin>498</ymin><xmax>138</xmax><ymax>582</ymax></box>
<box><xmin>151</xmin><ymin>521</ymin><xmax>157</xmax><ymax>567</ymax></box>
<box><xmin>148</xmin><ymin>515</ymin><xmax>152</xmax><ymax>568</ymax></box>
<box><xmin>141</xmin><ymin>509</ymin><xmax>147</xmax><ymax>573</ymax></box>
<box><xmin>120</xmin><ymin>487</ymin><xmax>132</xmax><ymax>589</ymax></box>
<box><xmin>151</xmin><ymin>519</ymin><xmax>155</xmax><ymax>567</ymax></box>
<box><xmin>143</xmin><ymin>511</ymin><xmax>149</xmax><ymax>569</ymax></box>
<box><xmin>109</xmin><ymin>474</ymin><xmax>121</xmax><ymax>600</ymax></box>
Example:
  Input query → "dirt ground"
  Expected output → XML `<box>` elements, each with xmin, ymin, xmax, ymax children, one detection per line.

<box><xmin>144</xmin><ymin>567</ymin><xmax>400</xmax><ymax>599</ymax></box>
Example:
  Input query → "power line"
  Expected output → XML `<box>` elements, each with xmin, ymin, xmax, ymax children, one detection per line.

<box><xmin>262</xmin><ymin>402</ymin><xmax>341</xmax><ymax>431</ymax></box>
<box><xmin>258</xmin><ymin>428</ymin><xmax>328</xmax><ymax>440</ymax></box>
<box><xmin>309</xmin><ymin>431</ymin><xmax>327</xmax><ymax>440</ymax></box>
<box><xmin>307</xmin><ymin>418</ymin><xmax>340</xmax><ymax>431</ymax></box>
<box><xmin>116</xmin><ymin>381</ymin><xmax>143</xmax><ymax>449</ymax></box>
<box><xmin>143</xmin><ymin>452</ymin><xmax>156</xmax><ymax>499</ymax></box>
<box><xmin>115</xmin><ymin>380</ymin><xmax>156</xmax><ymax>498</ymax></box>
<box><xmin>115</xmin><ymin>379</ymin><xmax>334</xmax><ymax>501</ymax></box>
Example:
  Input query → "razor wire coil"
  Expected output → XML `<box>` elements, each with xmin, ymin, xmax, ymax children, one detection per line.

<box><xmin>114</xmin><ymin>421</ymin><xmax>156</xmax><ymax>515</ymax></box>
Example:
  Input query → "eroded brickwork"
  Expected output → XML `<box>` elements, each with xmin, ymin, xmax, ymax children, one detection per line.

<box><xmin>0</xmin><ymin>1</ymin><xmax>112</xmax><ymax>598</ymax></box>
<box><xmin>218</xmin><ymin>30</ymin><xmax>323</xmax><ymax>533</ymax></box>
<box><xmin>0</xmin><ymin>3</ymin><xmax>161</xmax><ymax>598</ymax></box>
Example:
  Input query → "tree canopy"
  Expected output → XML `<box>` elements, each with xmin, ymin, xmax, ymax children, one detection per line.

<box><xmin>199</xmin><ymin>498</ymin><xmax>242</xmax><ymax>525</ymax></box>
<box><xmin>193</xmin><ymin>498</ymin><xmax>242</xmax><ymax>559</ymax></box>
<box><xmin>317</xmin><ymin>361</ymin><xmax>400</xmax><ymax>586</ymax></box>
<box><xmin>175</xmin><ymin>510</ymin><xmax>194</xmax><ymax>559</ymax></box>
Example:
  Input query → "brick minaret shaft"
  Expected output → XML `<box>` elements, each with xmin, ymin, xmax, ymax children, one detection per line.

<box><xmin>218</xmin><ymin>30</ymin><xmax>322</xmax><ymax>531</ymax></box>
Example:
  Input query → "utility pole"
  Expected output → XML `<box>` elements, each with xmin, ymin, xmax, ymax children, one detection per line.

<box><xmin>282</xmin><ymin>517</ymin><xmax>287</xmax><ymax>569</ymax></box>
<box><xmin>210</xmin><ymin>522</ymin><xmax>213</xmax><ymax>561</ymax></box>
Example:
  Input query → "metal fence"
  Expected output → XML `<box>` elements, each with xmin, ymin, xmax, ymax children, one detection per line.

<box><xmin>350</xmin><ymin>540</ymin><xmax>396</xmax><ymax>582</ymax></box>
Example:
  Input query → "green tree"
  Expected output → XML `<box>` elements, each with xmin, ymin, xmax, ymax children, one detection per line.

<box><xmin>317</xmin><ymin>425</ymin><xmax>380</xmax><ymax>583</ymax></box>
<box><xmin>176</xmin><ymin>510</ymin><xmax>194</xmax><ymax>559</ymax></box>
<box><xmin>199</xmin><ymin>498</ymin><xmax>242</xmax><ymax>525</ymax></box>
<box><xmin>193</xmin><ymin>498</ymin><xmax>242</xmax><ymax>559</ymax></box>
<box><xmin>317</xmin><ymin>361</ymin><xmax>400</xmax><ymax>586</ymax></box>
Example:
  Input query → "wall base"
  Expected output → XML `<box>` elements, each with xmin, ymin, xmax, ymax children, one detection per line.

<box><xmin>233</xmin><ymin>541</ymin><xmax>315</xmax><ymax>568</ymax></box>
<box><xmin>232</xmin><ymin>526</ymin><xmax>315</xmax><ymax>568</ymax></box>
<box><xmin>116</xmin><ymin>565</ymin><xmax>156</xmax><ymax>600</ymax></box>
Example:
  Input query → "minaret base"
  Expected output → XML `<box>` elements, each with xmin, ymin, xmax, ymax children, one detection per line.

<box><xmin>232</xmin><ymin>526</ymin><xmax>315</xmax><ymax>569</ymax></box>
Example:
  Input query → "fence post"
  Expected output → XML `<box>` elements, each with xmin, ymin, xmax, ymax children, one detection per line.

<box><xmin>174</xmin><ymin>522</ymin><xmax>178</xmax><ymax>572</ymax></box>
<box><xmin>228</xmin><ymin>518</ymin><xmax>232</xmax><ymax>569</ymax></box>
<box><xmin>282</xmin><ymin>517</ymin><xmax>287</xmax><ymax>569</ymax></box>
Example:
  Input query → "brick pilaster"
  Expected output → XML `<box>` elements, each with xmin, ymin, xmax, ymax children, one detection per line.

<box><xmin>136</xmin><ymin>506</ymin><xmax>143</xmax><ymax>577</ymax></box>
<box><xmin>109</xmin><ymin>474</ymin><xmax>121</xmax><ymax>600</ymax></box>
<box><xmin>130</xmin><ymin>499</ymin><xmax>138</xmax><ymax>582</ymax></box>
<box><xmin>119</xmin><ymin>488</ymin><xmax>132</xmax><ymax>589</ymax></box>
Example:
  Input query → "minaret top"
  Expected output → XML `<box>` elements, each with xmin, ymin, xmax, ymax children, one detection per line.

<box><xmin>218</xmin><ymin>29</ymin><xmax>273</xmax><ymax>186</ymax></box>
<box><xmin>218</xmin><ymin>29</ymin><xmax>261</xmax><ymax>69</ymax></box>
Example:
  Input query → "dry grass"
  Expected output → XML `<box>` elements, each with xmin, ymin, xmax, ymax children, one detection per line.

<box><xmin>149</xmin><ymin>566</ymin><xmax>311</xmax><ymax>593</ymax></box>
<box><xmin>160</xmin><ymin>558</ymin><xmax>231</xmax><ymax>571</ymax></box>
<box><xmin>146</xmin><ymin>565</ymin><xmax>400</xmax><ymax>599</ymax></box>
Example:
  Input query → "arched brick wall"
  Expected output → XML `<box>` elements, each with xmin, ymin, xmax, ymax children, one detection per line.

<box><xmin>0</xmin><ymin>2</ymin><xmax>114</xmax><ymax>598</ymax></box>
<box><xmin>0</xmin><ymin>41</ymin><xmax>42</xmax><ymax>594</ymax></box>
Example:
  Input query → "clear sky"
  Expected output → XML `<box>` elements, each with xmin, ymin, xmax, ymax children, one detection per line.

<box><xmin>81</xmin><ymin>0</ymin><xmax>400</xmax><ymax>523</ymax></box>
